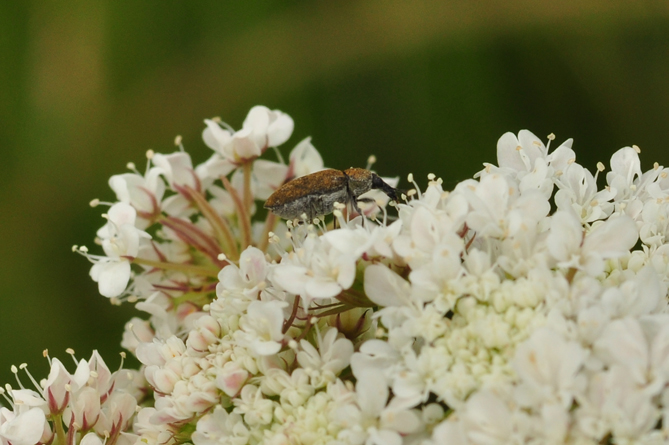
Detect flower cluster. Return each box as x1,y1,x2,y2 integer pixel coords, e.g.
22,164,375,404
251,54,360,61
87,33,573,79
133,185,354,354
5,105,669,445
0,350,143,445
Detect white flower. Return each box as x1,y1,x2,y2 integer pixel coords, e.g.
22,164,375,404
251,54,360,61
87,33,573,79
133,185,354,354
192,406,250,445
237,300,287,356
458,390,528,445
217,246,269,300
333,371,422,445
296,327,353,387
0,407,48,445
512,327,586,408
575,365,658,441
216,362,249,398
270,234,357,302
554,162,614,223
232,385,274,426
547,211,638,276
152,151,198,189
108,166,166,227
288,137,323,178
491,130,575,198
202,106,294,163
463,173,550,239
607,146,642,201
89,202,151,297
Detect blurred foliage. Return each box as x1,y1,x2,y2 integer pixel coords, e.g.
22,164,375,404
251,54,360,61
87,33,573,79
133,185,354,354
1,0,668,385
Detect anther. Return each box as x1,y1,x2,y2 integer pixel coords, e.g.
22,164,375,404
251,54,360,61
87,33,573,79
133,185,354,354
174,135,183,146
218,253,227,261
597,162,605,172
146,149,155,159
633,145,641,153
89,199,100,207
547,133,555,141
126,162,136,170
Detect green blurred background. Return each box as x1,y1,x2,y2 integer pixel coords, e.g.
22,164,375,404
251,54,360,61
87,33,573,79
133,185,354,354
1,0,668,385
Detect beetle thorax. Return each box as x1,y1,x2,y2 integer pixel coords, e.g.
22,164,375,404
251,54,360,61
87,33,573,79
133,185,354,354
343,168,374,197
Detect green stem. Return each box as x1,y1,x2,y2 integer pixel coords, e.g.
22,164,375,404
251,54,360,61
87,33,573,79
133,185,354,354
52,414,67,445
258,211,277,253
184,185,239,261
243,161,253,216
132,257,220,278
222,176,253,250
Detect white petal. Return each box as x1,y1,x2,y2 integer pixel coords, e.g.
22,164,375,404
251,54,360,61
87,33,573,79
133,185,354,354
202,119,232,151
583,215,638,258
92,260,131,298
305,278,342,299
547,211,582,263
0,408,46,445
496,132,525,171
364,264,410,307
267,111,294,147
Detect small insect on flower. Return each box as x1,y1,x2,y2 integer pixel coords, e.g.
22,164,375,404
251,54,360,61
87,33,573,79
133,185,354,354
264,168,399,221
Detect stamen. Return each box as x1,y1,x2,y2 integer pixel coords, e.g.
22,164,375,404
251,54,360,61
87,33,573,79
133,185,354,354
11,365,25,390
366,155,377,170
66,348,78,366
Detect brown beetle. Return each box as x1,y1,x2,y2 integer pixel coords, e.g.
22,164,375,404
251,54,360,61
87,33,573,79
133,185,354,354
264,168,398,221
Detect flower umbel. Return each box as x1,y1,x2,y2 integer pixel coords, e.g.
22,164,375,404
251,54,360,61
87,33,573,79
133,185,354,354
6,108,669,445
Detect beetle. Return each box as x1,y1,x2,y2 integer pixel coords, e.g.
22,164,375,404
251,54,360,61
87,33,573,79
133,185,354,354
264,168,398,221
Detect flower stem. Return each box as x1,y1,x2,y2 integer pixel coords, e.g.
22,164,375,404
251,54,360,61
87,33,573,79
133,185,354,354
52,414,66,445
258,211,277,253
222,176,253,250
132,257,220,278
184,185,239,261
243,160,253,215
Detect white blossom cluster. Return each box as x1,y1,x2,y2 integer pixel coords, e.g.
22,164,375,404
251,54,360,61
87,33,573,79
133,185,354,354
4,105,669,445
0,350,143,445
